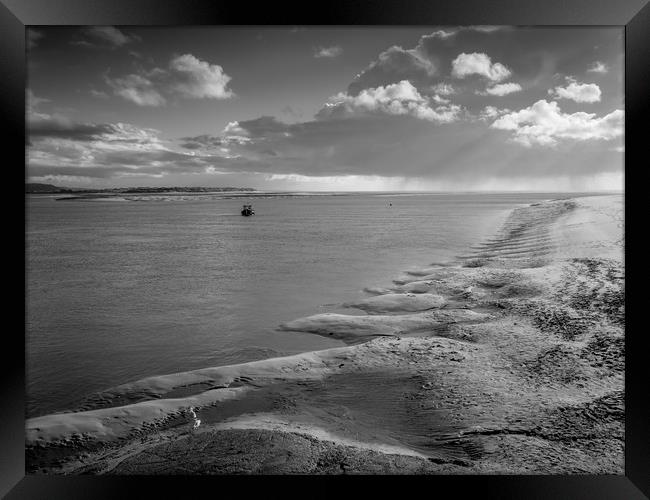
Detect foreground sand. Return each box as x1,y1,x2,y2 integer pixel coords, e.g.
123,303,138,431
26,194,624,474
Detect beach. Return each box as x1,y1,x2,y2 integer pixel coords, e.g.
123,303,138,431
25,194,624,474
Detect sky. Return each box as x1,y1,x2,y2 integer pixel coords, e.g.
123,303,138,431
26,26,624,191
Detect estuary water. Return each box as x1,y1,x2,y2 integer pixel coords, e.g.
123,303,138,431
26,192,577,417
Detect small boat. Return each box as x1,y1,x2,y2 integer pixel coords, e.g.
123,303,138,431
241,204,255,216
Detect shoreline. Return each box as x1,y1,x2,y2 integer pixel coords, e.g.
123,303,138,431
26,194,624,474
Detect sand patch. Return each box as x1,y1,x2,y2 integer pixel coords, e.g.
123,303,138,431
343,293,447,313
278,310,493,343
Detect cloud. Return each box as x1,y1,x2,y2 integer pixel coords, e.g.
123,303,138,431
30,27,623,188
28,111,118,141
27,110,227,181
226,116,291,138
168,54,234,99
348,45,437,95
490,99,623,146
179,102,622,185
432,94,450,104
429,29,456,39
480,82,522,96
347,27,512,95
416,26,505,40
99,122,166,145
318,80,462,123
548,78,601,103
75,26,140,49
90,89,110,99
105,73,167,106
451,52,512,82
469,26,504,33
27,29,44,49
587,61,609,74
478,105,511,121
26,90,50,110
104,54,234,105
181,118,291,152
179,134,226,150
28,112,156,151
280,104,304,121
314,46,343,58
430,82,456,95
168,104,466,180
181,120,288,152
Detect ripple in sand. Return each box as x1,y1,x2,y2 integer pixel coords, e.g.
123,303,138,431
343,293,446,314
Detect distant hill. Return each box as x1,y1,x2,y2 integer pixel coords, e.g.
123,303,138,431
26,183,65,193
26,184,257,194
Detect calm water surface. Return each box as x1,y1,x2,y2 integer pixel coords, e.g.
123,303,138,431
26,192,575,417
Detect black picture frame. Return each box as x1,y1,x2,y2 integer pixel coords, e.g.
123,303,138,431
5,0,648,497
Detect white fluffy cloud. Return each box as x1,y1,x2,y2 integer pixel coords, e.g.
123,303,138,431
549,79,601,103
168,54,234,99
451,52,511,82
319,80,461,123
105,74,167,106
314,46,343,58
431,82,456,95
478,105,511,121
587,61,609,74
432,94,450,104
480,82,522,96
490,99,623,146
221,121,253,144
429,29,456,39
104,54,234,105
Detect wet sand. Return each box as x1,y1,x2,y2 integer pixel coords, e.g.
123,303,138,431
26,194,624,475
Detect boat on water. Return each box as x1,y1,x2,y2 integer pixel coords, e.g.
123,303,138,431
241,204,255,216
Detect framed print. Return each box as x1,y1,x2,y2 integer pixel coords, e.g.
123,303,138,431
4,0,649,497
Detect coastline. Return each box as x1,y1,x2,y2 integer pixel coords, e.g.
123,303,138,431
26,194,624,474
